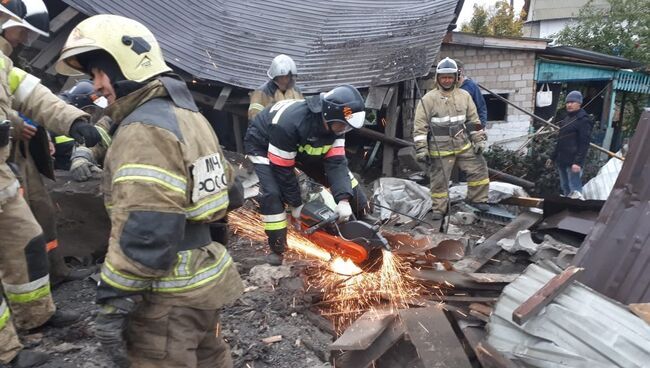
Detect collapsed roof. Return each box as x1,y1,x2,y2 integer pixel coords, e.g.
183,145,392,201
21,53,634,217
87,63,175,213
62,0,462,93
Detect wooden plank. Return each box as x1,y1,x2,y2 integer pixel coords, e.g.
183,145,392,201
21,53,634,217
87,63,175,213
469,303,493,317
330,309,396,350
411,270,510,291
462,327,519,368
399,306,472,368
365,86,390,110
469,310,490,323
232,115,244,153
49,7,79,33
213,86,232,110
629,304,650,325
468,273,519,284
430,295,499,304
454,211,542,273
382,87,399,177
512,266,582,325
332,317,405,368
499,196,544,208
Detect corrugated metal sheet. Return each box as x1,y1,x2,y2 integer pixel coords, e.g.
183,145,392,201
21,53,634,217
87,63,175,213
487,263,650,368
582,152,623,200
61,0,460,93
573,110,650,304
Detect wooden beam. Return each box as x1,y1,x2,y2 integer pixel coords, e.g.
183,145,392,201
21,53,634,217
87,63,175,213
454,211,541,273
512,266,582,325
332,317,405,368
49,7,79,33
382,86,399,177
330,309,396,350
499,196,543,208
365,86,390,110
399,306,472,368
232,115,244,153
355,127,414,147
213,86,232,110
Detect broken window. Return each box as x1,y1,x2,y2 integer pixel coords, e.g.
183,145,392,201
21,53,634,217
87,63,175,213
485,93,508,121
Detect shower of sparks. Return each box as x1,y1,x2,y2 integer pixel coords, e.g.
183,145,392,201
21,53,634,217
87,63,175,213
229,207,423,332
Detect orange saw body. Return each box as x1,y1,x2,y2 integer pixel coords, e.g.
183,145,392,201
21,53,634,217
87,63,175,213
298,201,389,271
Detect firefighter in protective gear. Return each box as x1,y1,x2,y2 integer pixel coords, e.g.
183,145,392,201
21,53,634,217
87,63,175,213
0,1,99,366
248,54,303,120
54,79,106,170
244,84,369,266
413,57,490,219
5,0,96,287
56,14,244,368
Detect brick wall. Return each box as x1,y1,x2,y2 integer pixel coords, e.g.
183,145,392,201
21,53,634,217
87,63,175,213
439,44,536,150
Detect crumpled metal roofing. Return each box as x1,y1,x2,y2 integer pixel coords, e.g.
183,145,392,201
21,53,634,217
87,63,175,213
487,263,650,368
573,110,650,304
61,0,460,93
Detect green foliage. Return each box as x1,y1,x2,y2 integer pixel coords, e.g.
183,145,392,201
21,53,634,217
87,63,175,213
555,0,650,132
460,0,525,37
555,0,649,65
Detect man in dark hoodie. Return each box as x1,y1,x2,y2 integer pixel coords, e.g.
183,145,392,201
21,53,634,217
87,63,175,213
547,90,593,199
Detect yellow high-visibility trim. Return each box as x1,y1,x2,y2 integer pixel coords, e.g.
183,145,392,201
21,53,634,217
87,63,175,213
431,192,449,198
298,144,332,156
54,135,75,144
249,103,265,112
429,143,472,157
0,302,10,330
186,191,229,221
117,164,186,183
264,220,287,231
5,284,51,304
468,178,490,187
8,68,27,94
351,178,359,188
114,163,187,195
96,126,112,147
153,256,232,293
114,176,186,194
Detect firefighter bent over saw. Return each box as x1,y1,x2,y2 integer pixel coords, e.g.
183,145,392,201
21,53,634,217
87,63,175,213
56,14,243,368
413,57,490,221
244,85,370,266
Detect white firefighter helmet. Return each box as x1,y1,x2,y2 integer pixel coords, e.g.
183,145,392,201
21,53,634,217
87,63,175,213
3,0,50,45
56,14,171,82
436,57,458,75
267,54,297,79
0,0,24,25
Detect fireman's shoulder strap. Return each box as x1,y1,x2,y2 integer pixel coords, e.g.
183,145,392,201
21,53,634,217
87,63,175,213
120,98,184,142
159,75,199,112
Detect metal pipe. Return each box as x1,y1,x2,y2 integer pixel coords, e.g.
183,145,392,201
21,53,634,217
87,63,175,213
478,83,625,161
488,168,535,189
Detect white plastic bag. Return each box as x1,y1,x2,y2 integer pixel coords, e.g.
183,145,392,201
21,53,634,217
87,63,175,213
536,83,553,107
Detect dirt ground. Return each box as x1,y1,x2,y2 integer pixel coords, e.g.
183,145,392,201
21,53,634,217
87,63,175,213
12,233,333,368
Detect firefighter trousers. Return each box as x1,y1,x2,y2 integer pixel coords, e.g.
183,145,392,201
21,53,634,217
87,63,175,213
428,148,489,213
0,193,55,330
13,143,70,282
253,163,368,254
127,301,232,368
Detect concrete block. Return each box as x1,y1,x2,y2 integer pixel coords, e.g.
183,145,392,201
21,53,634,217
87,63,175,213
499,60,512,68
497,74,510,82
488,62,499,68
522,73,534,80
509,73,522,81
514,80,527,88
512,60,525,67
465,48,477,56
475,62,487,69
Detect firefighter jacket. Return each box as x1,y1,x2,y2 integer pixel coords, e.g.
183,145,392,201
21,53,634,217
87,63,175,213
0,37,88,205
244,97,353,207
97,75,243,309
248,80,303,120
413,86,481,158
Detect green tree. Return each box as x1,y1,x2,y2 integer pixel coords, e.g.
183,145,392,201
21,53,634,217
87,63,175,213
555,0,650,133
460,0,525,37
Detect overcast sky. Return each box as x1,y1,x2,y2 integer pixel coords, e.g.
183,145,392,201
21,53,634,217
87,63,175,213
457,0,526,26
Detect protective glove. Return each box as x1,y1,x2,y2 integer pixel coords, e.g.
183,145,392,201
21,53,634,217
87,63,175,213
289,204,304,231
469,130,488,155
70,146,101,182
95,297,138,368
334,200,352,222
415,150,428,164
69,119,101,147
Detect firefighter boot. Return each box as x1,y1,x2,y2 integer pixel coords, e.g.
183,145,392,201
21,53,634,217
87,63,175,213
44,309,80,328
8,350,49,368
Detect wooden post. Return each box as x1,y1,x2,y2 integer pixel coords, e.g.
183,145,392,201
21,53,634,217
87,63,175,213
600,81,616,151
382,86,399,177
401,79,416,140
232,115,244,153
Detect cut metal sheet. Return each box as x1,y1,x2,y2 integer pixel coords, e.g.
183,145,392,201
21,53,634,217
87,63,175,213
574,110,650,304
486,263,650,368
62,0,461,93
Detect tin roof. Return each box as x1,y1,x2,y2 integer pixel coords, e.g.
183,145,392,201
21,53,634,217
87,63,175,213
573,109,650,304
61,0,461,93
487,264,650,367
